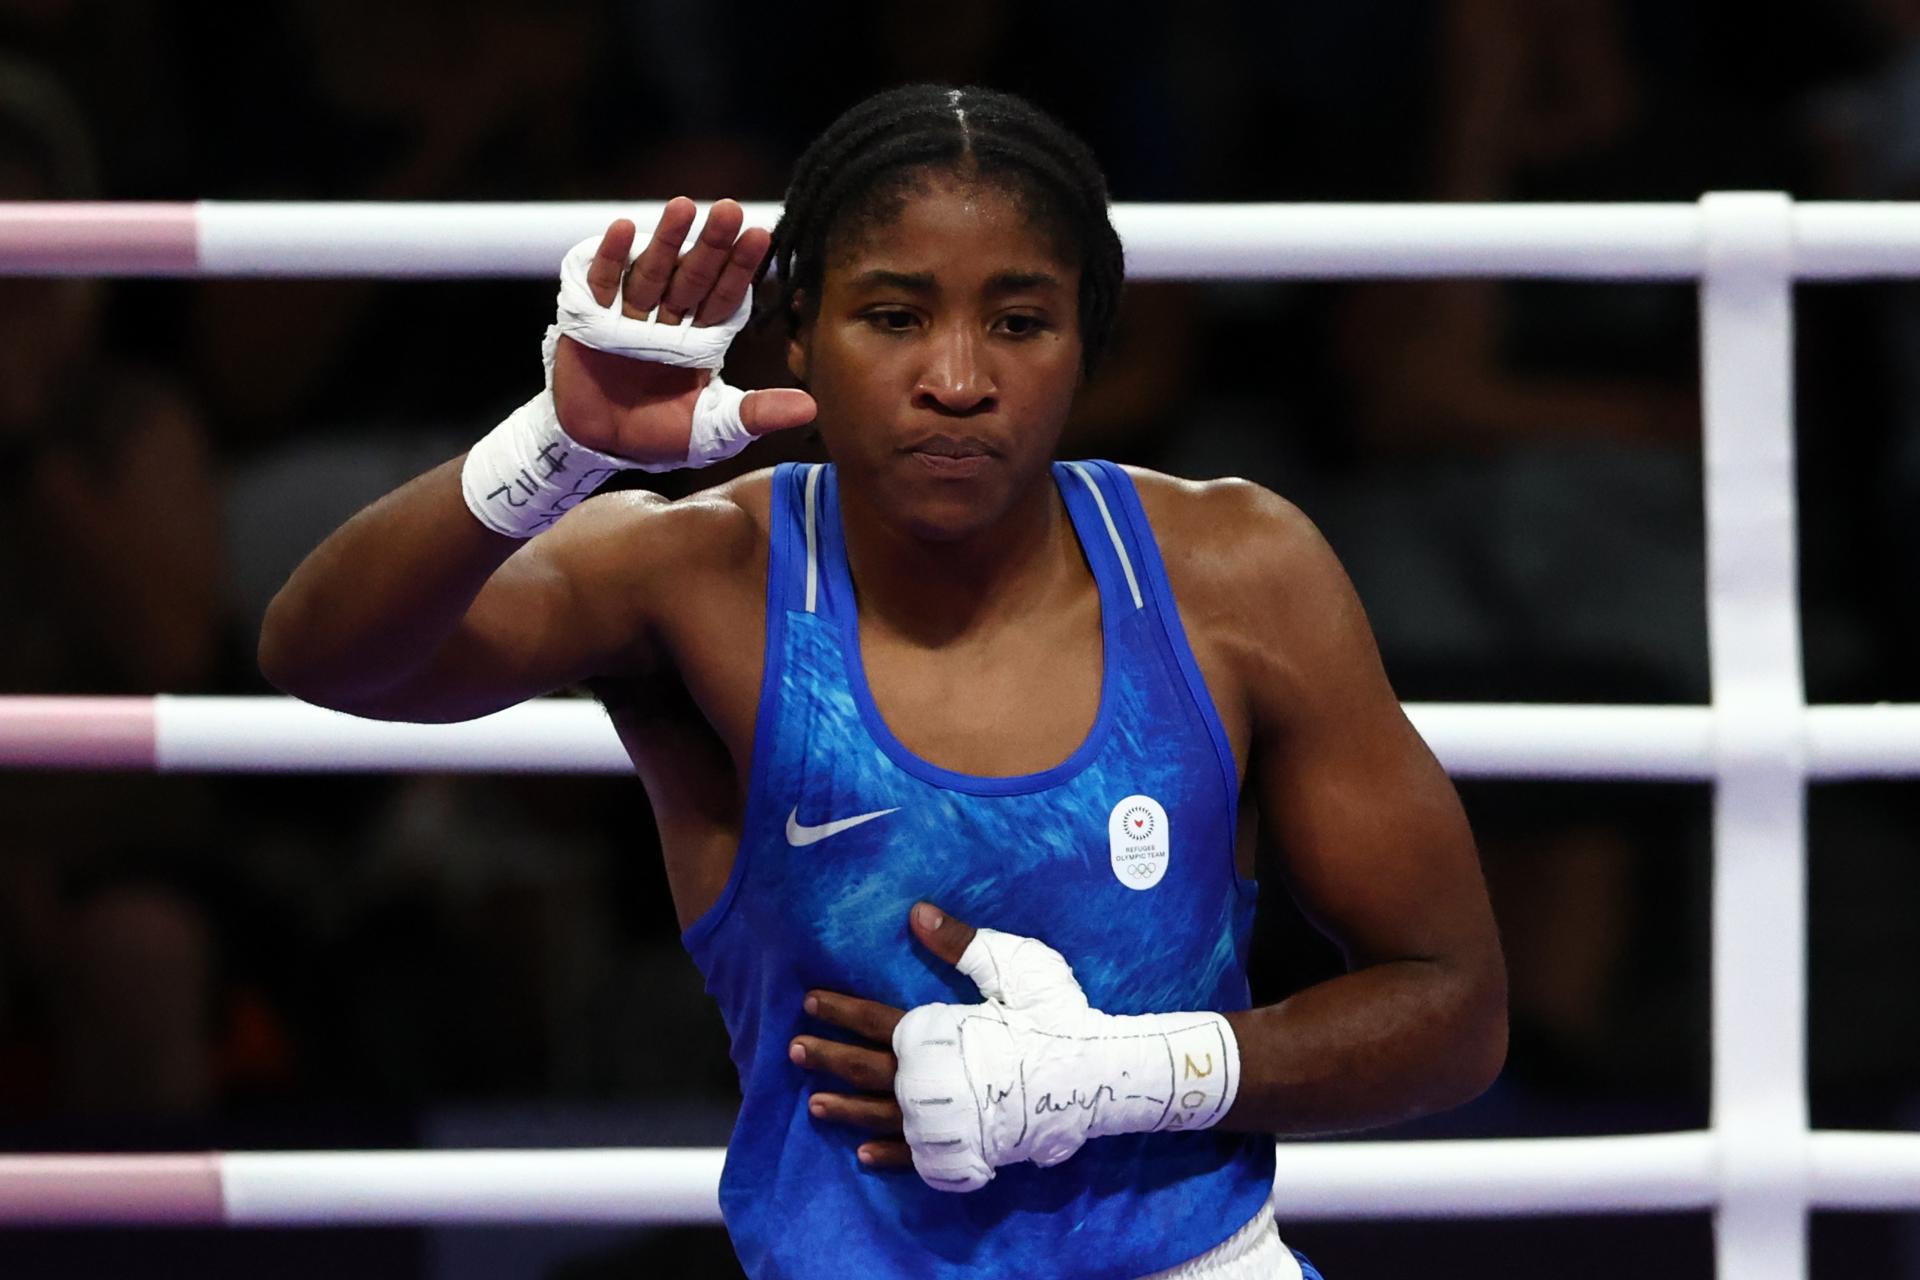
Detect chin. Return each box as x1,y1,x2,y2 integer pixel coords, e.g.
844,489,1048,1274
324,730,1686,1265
892,487,1005,543
831,437,1053,541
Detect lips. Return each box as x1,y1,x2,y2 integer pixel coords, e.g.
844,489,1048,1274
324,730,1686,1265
905,434,994,459
903,433,998,479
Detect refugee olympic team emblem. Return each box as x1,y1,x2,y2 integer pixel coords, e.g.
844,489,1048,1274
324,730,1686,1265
1107,794,1170,891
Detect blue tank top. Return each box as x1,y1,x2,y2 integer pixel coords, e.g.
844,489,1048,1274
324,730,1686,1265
682,460,1274,1279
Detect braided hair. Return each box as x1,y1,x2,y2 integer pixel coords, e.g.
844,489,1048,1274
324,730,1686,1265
761,84,1125,376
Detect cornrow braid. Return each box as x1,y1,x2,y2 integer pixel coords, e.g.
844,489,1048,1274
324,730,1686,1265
759,84,1126,376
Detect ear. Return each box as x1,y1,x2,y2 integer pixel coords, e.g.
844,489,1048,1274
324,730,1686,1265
786,288,812,385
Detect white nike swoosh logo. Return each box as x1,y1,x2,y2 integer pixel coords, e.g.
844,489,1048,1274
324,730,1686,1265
785,806,899,847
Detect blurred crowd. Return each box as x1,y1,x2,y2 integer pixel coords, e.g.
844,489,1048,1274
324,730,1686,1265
4,0,1920,1275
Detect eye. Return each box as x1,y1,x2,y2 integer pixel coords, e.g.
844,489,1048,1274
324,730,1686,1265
864,308,919,333
994,312,1051,338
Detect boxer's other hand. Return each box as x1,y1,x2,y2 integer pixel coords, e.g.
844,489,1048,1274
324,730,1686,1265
792,904,979,1171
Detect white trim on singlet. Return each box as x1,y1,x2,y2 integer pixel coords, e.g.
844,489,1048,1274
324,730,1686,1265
1064,461,1144,610
802,464,823,613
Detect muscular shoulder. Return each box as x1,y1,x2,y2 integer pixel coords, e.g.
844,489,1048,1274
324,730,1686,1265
1124,466,1369,703
535,467,775,591
496,469,775,683
1125,467,1339,609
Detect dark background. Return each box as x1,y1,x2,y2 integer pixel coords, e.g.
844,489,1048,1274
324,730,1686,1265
2,0,1918,1275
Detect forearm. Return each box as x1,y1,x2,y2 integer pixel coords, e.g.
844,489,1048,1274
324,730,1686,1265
258,454,517,706
1219,957,1508,1137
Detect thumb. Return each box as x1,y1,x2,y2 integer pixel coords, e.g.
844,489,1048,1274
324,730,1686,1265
910,902,977,970
738,387,817,436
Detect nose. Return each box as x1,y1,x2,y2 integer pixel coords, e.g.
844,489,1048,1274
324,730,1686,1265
912,325,997,415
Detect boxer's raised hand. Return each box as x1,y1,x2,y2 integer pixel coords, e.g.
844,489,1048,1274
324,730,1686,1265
551,197,816,466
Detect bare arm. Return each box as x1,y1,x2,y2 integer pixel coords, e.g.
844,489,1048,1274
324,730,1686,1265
257,199,812,720
1210,482,1508,1135
258,470,667,720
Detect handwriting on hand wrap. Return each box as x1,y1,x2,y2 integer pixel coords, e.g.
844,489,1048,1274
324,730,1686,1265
1033,1082,1119,1117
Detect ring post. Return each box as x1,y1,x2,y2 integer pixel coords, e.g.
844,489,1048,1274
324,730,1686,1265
1699,192,1811,1280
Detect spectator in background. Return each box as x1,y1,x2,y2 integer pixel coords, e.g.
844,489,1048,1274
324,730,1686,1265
201,1,742,1112
1321,0,1708,1093
1796,0,1920,1152
0,55,248,1118
178,0,621,453
1803,0,1920,693
1330,0,1704,703
0,0,193,200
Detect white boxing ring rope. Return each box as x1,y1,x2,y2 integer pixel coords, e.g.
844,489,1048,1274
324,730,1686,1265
3,195,1919,1276
4,696,1920,779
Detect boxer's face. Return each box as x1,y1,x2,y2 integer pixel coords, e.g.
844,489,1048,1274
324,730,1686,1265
789,170,1084,542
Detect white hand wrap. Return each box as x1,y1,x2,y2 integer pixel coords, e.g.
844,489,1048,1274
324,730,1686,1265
891,928,1241,1194
552,233,751,370
460,383,646,539
460,232,759,538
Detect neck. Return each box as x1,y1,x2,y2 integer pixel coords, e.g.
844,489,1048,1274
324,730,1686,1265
837,467,1077,645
